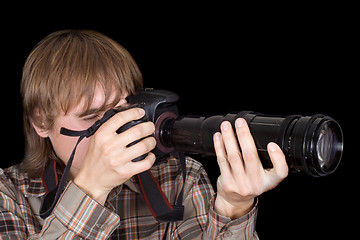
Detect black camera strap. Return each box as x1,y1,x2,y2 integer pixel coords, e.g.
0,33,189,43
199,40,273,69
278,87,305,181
40,114,185,222
136,152,186,222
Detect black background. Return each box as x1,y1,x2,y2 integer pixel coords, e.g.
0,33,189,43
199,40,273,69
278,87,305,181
1,5,356,239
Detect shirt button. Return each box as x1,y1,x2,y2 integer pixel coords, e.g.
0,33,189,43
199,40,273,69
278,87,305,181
96,223,108,231
223,230,233,238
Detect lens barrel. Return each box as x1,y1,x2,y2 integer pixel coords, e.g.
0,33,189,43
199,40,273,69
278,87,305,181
159,112,343,177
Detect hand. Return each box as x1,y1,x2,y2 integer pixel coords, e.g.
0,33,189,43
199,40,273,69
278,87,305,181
213,118,288,219
74,108,156,204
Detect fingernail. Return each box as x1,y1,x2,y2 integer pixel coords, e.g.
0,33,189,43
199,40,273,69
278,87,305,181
138,108,145,116
235,118,245,128
213,132,221,141
268,142,277,152
221,121,230,131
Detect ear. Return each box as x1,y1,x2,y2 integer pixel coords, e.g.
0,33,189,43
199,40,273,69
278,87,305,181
31,121,49,138
31,109,50,138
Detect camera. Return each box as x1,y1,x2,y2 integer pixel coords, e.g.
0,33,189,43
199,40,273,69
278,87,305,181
45,88,343,221
107,88,343,177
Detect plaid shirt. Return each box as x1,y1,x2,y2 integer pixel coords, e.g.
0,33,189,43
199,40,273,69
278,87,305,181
0,157,258,239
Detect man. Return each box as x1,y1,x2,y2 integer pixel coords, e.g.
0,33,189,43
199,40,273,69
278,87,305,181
0,29,288,239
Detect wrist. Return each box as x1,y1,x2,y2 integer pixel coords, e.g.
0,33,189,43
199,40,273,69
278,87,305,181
73,174,111,205
214,195,255,220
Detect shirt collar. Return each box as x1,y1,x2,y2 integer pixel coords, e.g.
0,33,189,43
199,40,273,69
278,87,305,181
123,176,141,193
24,178,46,198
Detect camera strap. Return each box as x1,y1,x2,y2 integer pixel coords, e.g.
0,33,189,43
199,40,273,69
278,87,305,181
136,152,185,222
40,116,185,222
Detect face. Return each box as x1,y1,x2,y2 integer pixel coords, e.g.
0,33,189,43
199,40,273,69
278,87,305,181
35,86,127,179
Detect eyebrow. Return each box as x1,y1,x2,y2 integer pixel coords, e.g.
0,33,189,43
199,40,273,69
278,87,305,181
76,108,103,118
76,102,125,118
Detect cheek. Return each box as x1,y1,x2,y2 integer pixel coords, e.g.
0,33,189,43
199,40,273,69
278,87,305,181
71,137,91,169
50,133,91,169
48,118,92,168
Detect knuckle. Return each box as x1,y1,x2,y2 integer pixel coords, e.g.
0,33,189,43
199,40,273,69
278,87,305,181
135,140,148,151
236,126,249,138
114,108,139,123
142,137,157,151
217,156,228,166
107,157,119,169
129,125,143,137
116,167,132,179
130,122,155,138
148,152,156,161
218,178,237,194
113,112,127,123
143,158,154,169
240,182,261,197
149,137,157,148
99,142,113,156
91,133,107,150
242,151,258,161
223,184,236,194
141,122,155,135
148,122,156,132
227,152,241,162
240,187,253,197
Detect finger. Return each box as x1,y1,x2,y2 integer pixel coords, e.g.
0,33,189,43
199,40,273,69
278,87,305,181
235,118,262,170
124,152,156,176
213,132,231,176
220,121,243,167
99,108,145,135
126,136,157,161
266,142,289,181
117,121,155,145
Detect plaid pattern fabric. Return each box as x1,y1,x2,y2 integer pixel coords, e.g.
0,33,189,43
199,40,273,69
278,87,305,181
0,157,258,239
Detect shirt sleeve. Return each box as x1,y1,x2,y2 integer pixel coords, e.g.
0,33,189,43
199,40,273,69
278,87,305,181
174,161,259,240
39,181,120,239
205,196,259,240
0,179,120,240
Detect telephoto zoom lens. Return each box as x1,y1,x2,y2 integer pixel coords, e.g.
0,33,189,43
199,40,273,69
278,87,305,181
275,114,343,177
160,112,343,177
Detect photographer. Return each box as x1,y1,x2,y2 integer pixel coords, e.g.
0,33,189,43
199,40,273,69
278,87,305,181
0,30,288,239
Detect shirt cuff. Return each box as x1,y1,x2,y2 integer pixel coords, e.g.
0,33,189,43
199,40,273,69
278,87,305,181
53,181,120,239
206,196,258,239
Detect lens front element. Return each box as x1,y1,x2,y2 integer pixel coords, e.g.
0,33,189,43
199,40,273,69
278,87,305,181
316,121,343,174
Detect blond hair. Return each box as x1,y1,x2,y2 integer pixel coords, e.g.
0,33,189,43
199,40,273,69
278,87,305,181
21,30,143,178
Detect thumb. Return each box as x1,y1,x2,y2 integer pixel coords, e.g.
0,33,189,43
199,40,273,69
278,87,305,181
266,142,289,180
